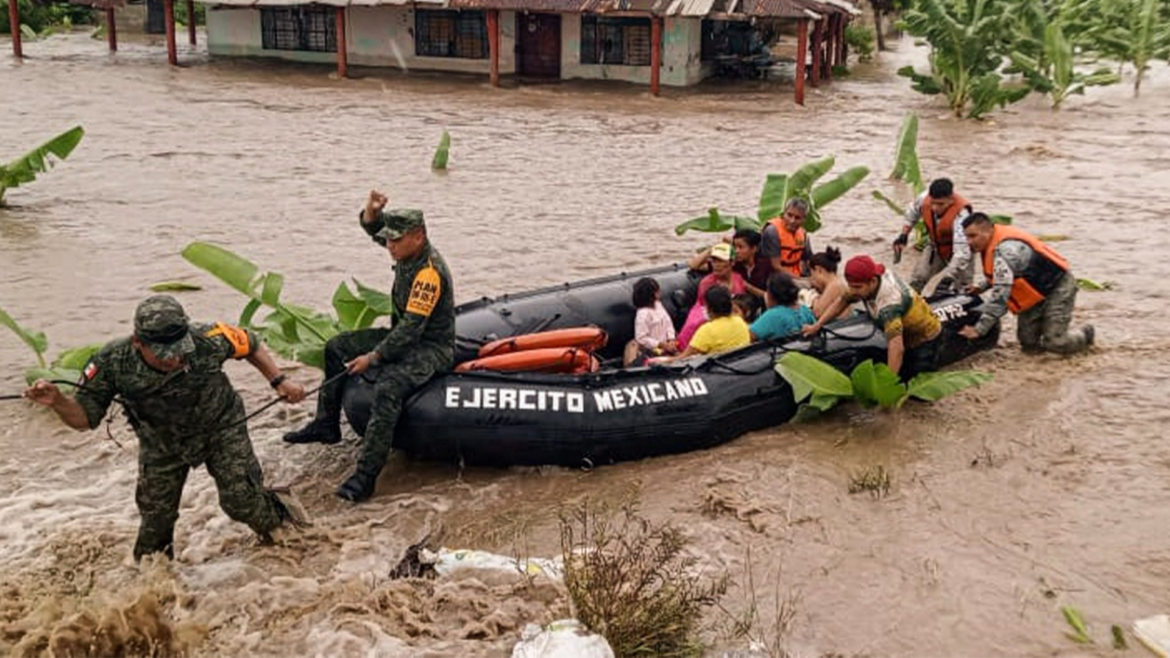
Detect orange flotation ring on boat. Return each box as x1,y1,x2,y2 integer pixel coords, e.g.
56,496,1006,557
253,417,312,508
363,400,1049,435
477,327,608,358
456,347,600,374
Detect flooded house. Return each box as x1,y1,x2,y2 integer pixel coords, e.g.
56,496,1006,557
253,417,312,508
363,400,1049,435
197,0,857,100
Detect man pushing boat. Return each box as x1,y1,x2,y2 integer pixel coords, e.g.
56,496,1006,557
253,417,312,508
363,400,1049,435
283,190,456,503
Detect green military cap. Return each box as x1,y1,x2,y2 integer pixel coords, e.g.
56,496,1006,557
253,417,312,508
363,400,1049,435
134,295,196,360
375,208,426,241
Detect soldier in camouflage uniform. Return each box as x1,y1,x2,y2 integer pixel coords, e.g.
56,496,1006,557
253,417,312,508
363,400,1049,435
284,190,456,503
24,295,307,561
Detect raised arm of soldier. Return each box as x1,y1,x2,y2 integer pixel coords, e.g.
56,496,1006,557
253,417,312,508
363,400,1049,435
359,190,390,242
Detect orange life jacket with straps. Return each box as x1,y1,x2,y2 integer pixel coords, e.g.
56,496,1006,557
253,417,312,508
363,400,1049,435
981,225,1070,314
767,218,807,276
922,193,971,262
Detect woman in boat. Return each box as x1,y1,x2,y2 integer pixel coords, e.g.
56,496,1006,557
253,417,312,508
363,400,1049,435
808,246,851,321
750,272,816,342
678,243,746,349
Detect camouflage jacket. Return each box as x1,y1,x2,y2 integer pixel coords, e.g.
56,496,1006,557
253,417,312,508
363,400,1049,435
75,323,259,465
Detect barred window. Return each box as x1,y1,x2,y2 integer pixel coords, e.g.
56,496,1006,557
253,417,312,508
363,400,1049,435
261,7,336,53
581,15,651,66
415,10,488,59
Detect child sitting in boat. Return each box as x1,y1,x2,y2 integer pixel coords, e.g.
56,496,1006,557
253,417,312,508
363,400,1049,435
654,286,750,363
623,277,680,367
750,271,816,342
733,293,761,322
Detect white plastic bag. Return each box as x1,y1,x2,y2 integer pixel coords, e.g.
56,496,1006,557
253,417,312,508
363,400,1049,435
424,547,563,580
511,619,614,658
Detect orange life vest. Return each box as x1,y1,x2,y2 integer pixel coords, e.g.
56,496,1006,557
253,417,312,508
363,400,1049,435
922,193,970,262
768,218,807,276
981,225,1070,314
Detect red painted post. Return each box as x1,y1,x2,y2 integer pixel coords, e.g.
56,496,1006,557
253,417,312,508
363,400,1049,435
839,18,847,67
650,16,662,96
335,6,347,78
487,9,499,86
8,0,22,59
186,0,195,45
164,0,177,64
810,19,821,86
823,16,833,81
106,6,117,51
794,19,807,105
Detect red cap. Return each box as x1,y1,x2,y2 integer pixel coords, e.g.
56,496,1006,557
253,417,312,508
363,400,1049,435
844,255,885,284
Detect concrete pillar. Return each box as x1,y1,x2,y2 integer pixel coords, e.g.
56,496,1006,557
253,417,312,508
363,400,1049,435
106,6,117,51
795,19,807,105
650,16,662,96
164,0,177,65
335,6,347,78
487,9,499,87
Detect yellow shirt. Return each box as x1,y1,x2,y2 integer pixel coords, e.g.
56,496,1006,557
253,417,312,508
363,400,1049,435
689,316,751,355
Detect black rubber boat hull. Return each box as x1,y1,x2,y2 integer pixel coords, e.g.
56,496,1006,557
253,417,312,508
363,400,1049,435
341,264,998,467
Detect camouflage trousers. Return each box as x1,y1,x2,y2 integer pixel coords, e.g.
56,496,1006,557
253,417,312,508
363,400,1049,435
1017,272,1090,355
317,328,451,473
910,243,972,293
134,425,283,560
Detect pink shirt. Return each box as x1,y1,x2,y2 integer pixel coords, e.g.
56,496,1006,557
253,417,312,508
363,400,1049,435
696,272,747,306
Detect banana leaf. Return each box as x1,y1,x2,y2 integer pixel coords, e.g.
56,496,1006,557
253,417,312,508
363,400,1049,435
1062,606,1093,644
784,156,836,203
757,174,789,222
811,166,870,208
53,344,102,370
990,214,1013,225
897,65,944,95
1076,277,1114,291
774,352,853,403
674,208,758,235
20,24,37,41
872,189,906,216
905,370,992,402
149,281,203,292
888,113,923,191
0,305,49,367
432,130,451,171
803,208,823,234
182,242,333,344
0,125,85,205
850,359,907,409
333,279,394,331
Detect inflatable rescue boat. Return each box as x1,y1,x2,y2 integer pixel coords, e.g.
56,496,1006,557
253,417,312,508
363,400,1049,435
341,264,998,467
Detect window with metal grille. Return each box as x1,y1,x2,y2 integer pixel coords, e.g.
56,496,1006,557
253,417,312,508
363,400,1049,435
260,7,336,53
580,15,651,66
415,9,488,59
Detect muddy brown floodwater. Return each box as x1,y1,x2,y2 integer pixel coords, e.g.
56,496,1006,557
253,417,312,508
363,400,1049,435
3,30,1170,657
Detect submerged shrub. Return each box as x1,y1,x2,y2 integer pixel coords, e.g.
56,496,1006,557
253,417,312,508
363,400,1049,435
559,502,728,657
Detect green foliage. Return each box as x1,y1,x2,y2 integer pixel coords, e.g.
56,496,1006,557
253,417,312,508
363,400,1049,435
675,156,868,236
1082,0,1170,95
845,22,876,62
173,0,205,27
0,126,85,206
149,281,203,292
1076,277,1115,291
181,242,394,369
775,353,992,413
1009,19,1120,108
897,0,1031,118
889,112,924,193
1062,606,1094,644
559,502,728,657
1,0,94,34
432,130,450,171
1,303,102,384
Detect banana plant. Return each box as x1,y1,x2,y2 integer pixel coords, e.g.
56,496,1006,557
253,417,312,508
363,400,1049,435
1084,0,1170,96
1006,1,1121,108
0,304,102,385
674,156,869,235
897,0,1031,118
774,352,993,413
182,242,394,369
0,126,85,206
